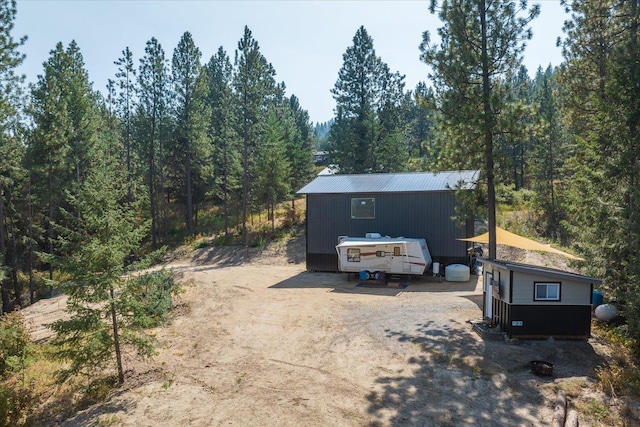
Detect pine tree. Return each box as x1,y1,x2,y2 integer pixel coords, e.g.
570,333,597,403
170,32,211,236
136,37,172,248
233,26,276,244
254,109,291,233
420,0,539,258
114,47,136,202
331,26,381,173
286,94,314,202
560,0,640,344
375,63,409,172
407,82,434,160
331,26,409,173
530,65,566,239
47,151,155,385
0,0,26,312
206,47,241,239
28,41,101,280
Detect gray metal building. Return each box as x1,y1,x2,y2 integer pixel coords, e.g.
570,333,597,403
296,170,480,272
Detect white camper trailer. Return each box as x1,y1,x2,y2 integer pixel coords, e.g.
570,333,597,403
336,234,432,276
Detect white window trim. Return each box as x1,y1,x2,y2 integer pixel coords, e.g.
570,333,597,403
534,282,561,301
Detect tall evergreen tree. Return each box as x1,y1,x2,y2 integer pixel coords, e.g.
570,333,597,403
254,108,291,233
407,81,434,160
47,151,155,385
374,63,410,172
206,47,241,239
0,0,26,312
114,47,136,202
420,0,539,258
29,41,100,280
560,0,640,344
331,26,382,173
284,94,313,206
331,26,409,173
171,32,211,236
233,26,275,244
530,65,566,239
136,37,172,248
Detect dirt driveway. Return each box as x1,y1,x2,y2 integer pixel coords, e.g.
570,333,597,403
26,244,613,426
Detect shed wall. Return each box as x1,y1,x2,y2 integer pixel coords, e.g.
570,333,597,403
305,191,470,271
511,272,591,305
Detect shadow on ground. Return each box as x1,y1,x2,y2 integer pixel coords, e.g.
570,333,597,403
365,319,605,426
270,271,480,296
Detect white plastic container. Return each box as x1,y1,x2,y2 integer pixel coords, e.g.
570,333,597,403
445,264,470,282
432,262,440,275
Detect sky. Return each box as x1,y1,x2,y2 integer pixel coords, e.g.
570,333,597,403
13,0,567,124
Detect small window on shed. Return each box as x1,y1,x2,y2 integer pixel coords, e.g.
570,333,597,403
347,248,361,262
351,198,375,219
534,282,560,301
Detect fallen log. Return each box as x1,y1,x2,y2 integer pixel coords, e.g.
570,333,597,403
565,409,579,427
551,390,567,427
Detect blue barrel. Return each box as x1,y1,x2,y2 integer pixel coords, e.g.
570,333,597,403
359,270,370,281
592,290,604,306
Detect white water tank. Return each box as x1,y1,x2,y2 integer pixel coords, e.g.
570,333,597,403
445,264,470,282
432,262,440,275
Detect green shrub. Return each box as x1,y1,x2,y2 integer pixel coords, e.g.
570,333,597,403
0,312,31,379
126,270,181,328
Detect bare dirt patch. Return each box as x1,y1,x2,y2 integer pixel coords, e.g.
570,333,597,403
24,235,630,426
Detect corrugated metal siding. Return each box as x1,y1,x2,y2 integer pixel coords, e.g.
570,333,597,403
507,305,591,339
305,191,468,269
297,170,479,194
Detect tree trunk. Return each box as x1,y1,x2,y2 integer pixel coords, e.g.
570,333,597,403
8,202,22,308
185,138,194,236
150,118,157,249
0,190,5,258
48,169,55,282
28,170,35,304
480,0,497,259
110,287,124,384
223,146,229,239
242,132,249,245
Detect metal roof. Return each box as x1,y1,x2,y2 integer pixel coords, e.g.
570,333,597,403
482,259,602,284
296,170,480,194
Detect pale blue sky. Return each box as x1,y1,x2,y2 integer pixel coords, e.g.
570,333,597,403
14,0,566,124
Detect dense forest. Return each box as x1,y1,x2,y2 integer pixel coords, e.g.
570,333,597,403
2,0,640,418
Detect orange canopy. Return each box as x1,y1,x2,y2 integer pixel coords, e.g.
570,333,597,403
458,226,584,261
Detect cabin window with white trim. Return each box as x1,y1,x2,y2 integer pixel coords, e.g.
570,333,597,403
351,198,375,219
347,248,361,262
534,282,560,301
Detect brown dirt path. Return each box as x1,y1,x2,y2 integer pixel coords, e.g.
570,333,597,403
26,240,625,426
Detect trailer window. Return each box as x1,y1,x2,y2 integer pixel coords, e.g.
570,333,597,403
534,282,560,301
393,247,400,256
376,251,386,257
347,248,361,262
351,198,375,219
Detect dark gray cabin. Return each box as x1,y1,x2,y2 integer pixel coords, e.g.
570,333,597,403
296,170,480,272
